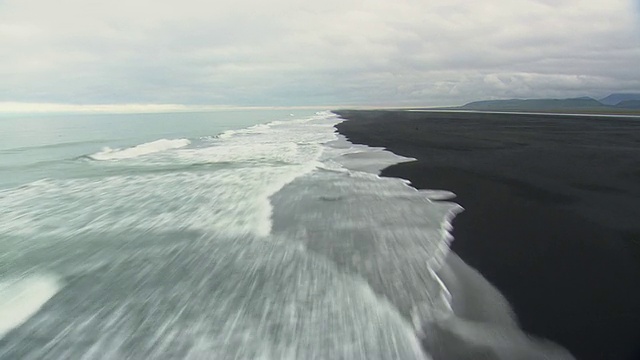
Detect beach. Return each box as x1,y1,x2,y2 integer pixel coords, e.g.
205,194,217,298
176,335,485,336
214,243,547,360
3,110,497,359
335,110,640,360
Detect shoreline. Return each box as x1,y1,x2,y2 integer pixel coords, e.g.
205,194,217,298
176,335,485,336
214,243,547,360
334,110,640,360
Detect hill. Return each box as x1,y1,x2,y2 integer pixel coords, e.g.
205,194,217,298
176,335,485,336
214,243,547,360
450,94,640,114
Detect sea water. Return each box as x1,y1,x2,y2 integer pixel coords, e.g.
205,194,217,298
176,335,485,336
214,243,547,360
0,110,572,359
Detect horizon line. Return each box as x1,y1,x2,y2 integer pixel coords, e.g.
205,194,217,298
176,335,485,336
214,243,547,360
0,102,456,115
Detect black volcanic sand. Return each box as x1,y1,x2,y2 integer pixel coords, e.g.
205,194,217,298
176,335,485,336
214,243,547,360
335,110,640,360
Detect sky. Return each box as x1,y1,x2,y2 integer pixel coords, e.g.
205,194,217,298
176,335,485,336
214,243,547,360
0,0,639,110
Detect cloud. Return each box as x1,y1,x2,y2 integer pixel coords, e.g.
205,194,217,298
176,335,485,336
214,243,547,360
0,0,638,107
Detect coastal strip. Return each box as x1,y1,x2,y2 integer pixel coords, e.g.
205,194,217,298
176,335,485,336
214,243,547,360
334,110,640,360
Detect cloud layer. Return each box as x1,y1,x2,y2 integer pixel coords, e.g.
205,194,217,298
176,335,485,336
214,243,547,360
1,0,638,107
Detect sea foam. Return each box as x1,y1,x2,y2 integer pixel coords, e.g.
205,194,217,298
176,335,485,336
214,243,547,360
0,113,338,240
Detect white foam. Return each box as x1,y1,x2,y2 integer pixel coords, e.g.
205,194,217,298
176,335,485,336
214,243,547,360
0,274,61,338
88,138,191,160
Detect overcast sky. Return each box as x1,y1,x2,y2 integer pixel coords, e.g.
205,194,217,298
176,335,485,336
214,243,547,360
1,0,639,108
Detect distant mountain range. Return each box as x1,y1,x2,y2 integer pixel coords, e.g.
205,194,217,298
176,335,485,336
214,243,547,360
455,93,640,113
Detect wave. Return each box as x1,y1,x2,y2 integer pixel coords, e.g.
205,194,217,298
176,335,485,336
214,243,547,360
0,113,341,240
88,138,191,161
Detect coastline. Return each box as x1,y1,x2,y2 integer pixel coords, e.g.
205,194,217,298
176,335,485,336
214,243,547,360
334,110,640,360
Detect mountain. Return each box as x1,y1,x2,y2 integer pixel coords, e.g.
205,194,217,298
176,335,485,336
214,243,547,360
599,93,640,106
450,94,640,114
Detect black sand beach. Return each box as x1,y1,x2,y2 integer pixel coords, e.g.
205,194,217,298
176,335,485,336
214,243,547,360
335,110,640,360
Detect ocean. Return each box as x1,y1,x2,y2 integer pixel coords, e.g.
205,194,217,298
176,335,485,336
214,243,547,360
0,110,570,359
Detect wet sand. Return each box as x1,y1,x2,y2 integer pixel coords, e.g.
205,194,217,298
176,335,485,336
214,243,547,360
335,110,640,360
